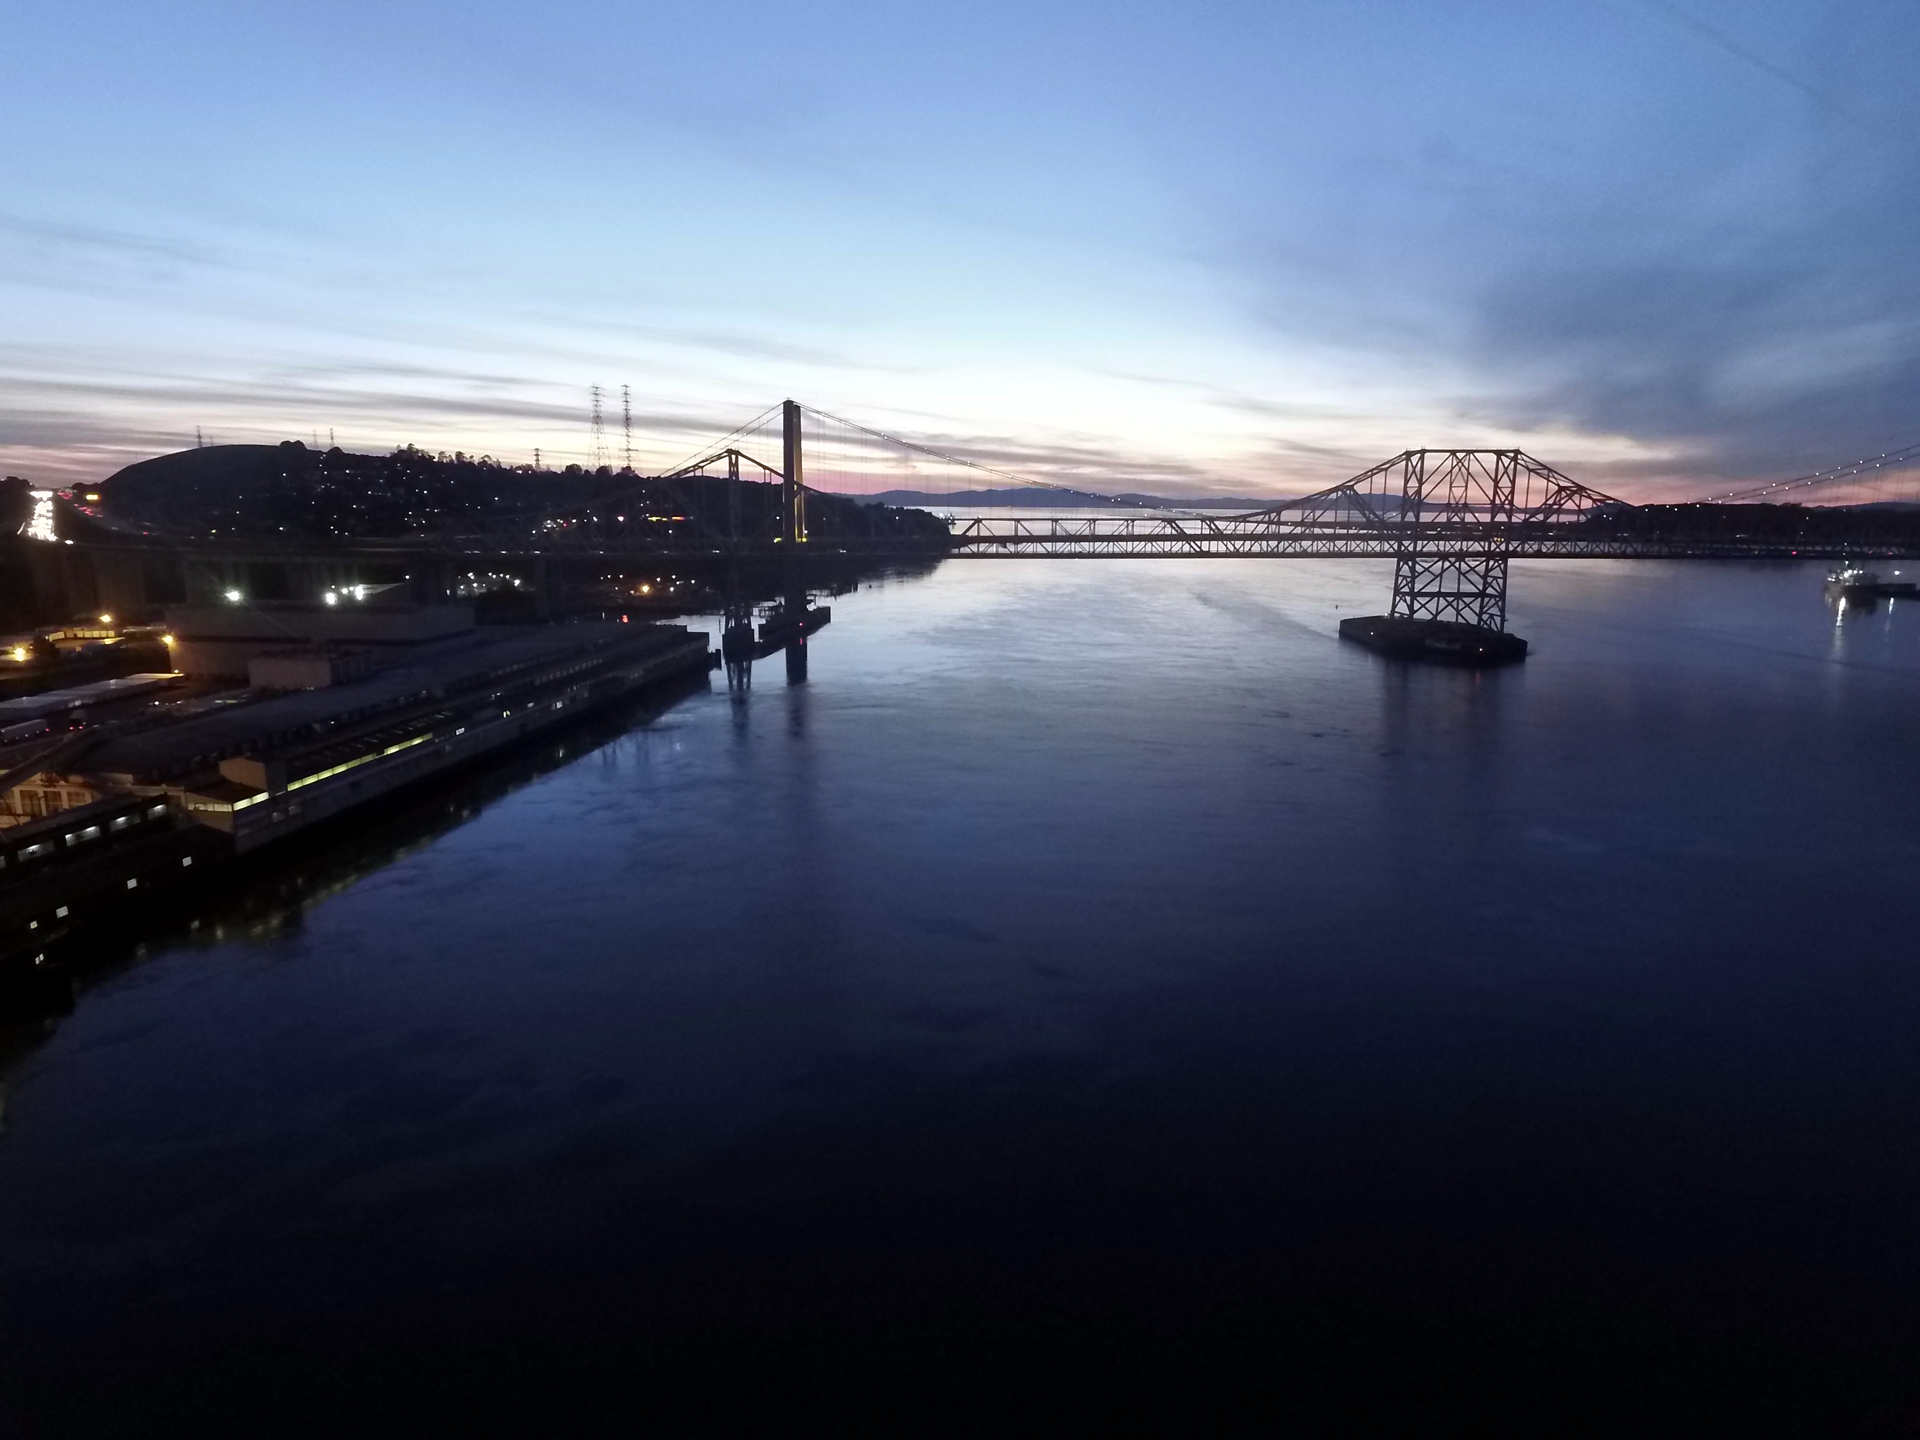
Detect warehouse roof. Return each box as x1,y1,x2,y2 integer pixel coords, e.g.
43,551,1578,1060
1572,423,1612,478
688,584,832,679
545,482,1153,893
84,623,696,781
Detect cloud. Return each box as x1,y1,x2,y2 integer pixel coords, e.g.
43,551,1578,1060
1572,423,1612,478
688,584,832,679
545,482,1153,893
0,212,235,271
0,355,765,488
812,424,1278,497
1464,208,1920,493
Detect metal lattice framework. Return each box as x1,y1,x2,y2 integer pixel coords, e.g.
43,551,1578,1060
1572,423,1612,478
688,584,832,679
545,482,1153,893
949,451,1623,629
1372,449,1616,629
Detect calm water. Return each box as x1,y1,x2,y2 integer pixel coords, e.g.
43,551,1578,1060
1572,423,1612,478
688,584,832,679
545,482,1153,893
3,558,1919,1433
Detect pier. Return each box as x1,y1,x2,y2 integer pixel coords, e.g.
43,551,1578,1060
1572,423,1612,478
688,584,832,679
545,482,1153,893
0,618,714,984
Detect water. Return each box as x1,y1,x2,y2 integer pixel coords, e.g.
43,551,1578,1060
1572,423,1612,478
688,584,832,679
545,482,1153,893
3,559,1918,1433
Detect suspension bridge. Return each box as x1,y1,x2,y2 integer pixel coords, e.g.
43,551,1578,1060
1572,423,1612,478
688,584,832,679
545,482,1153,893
28,399,1920,638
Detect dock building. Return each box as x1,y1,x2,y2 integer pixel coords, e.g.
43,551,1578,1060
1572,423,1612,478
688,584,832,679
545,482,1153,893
0,618,714,983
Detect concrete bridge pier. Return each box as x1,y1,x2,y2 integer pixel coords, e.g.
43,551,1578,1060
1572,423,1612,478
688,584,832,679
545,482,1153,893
87,552,147,621
532,554,554,621
24,545,93,622
406,559,457,605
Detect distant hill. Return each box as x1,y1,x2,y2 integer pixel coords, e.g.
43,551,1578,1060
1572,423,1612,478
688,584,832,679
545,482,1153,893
98,441,627,537
95,441,943,545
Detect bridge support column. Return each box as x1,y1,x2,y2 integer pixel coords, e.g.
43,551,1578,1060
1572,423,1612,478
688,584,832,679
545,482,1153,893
1390,550,1509,630
532,555,553,621
1387,450,1515,632
782,399,806,547
1337,449,1531,664
89,551,147,621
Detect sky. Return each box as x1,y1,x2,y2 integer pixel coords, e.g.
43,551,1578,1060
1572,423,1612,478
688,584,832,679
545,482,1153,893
2,0,1915,500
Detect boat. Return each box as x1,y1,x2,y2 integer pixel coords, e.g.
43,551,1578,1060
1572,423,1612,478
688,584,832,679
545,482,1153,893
1825,566,1919,602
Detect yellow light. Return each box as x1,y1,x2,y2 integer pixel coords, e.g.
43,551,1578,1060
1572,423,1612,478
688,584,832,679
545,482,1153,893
161,634,175,646
9,646,26,663
83,493,101,503
639,583,651,595
98,613,112,624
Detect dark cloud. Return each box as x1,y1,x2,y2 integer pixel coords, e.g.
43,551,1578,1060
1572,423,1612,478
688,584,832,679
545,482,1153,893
1467,211,1920,494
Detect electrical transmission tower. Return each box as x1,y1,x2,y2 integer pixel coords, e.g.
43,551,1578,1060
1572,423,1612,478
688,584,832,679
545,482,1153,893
622,384,633,473
589,385,608,470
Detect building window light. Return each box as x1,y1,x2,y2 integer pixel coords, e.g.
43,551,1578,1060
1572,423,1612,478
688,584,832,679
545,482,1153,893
54,905,68,918
126,878,138,890
181,855,193,867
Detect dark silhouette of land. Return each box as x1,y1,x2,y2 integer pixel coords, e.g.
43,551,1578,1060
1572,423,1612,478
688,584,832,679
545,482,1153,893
91,442,945,546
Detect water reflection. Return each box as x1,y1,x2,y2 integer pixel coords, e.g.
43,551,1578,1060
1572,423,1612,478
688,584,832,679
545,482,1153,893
0,673,712,1060
4,557,1920,1432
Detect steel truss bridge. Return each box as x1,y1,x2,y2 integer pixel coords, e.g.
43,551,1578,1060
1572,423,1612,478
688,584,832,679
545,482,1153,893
45,400,1920,633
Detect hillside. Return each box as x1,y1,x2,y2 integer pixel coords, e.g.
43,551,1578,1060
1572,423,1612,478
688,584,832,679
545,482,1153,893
96,442,947,545
99,442,627,538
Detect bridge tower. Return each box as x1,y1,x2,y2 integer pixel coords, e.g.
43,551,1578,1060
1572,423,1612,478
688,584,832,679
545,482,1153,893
1388,450,1516,631
781,400,807,546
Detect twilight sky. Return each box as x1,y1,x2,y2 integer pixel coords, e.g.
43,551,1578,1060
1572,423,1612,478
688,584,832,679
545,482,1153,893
3,0,1915,498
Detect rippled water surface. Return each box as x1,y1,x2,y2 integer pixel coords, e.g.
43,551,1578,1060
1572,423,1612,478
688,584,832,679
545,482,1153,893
4,558,1919,1433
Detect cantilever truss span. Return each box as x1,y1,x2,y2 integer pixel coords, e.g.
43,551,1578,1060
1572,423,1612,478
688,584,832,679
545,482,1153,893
950,450,1624,631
